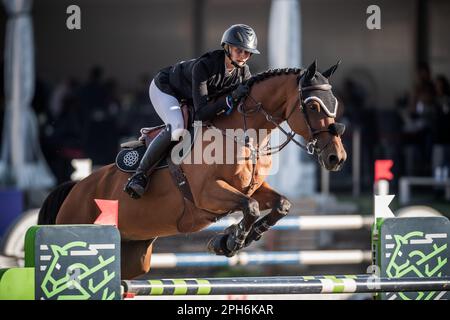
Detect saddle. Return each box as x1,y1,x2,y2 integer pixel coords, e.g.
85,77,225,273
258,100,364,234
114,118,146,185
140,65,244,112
116,103,193,172
115,102,196,202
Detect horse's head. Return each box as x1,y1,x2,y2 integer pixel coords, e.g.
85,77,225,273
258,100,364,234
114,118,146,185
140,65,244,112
217,62,346,171
287,60,347,171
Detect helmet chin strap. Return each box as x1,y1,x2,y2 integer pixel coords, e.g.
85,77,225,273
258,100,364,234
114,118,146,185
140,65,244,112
224,47,245,69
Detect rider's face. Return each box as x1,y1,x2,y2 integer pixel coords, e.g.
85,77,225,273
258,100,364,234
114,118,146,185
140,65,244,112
229,46,251,66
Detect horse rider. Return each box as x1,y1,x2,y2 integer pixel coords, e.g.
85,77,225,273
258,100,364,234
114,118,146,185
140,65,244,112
124,24,260,199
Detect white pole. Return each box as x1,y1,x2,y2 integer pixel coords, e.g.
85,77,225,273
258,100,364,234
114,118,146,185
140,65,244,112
352,127,361,197
267,0,316,197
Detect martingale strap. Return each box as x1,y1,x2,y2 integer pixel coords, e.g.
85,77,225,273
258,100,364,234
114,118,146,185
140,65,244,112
167,156,194,203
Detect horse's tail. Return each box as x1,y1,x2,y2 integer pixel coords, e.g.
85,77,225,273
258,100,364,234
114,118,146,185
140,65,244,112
37,181,77,225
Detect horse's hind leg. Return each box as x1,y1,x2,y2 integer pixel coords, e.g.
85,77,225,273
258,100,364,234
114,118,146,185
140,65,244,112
244,181,291,248
197,179,261,257
120,239,155,280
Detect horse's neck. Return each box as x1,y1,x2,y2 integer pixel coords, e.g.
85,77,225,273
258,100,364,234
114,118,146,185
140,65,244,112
213,74,297,145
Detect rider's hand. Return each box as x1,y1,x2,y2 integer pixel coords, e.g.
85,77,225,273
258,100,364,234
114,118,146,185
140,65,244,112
231,84,249,102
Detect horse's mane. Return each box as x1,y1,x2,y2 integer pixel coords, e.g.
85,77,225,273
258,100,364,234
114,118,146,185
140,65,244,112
210,68,305,100
245,67,304,88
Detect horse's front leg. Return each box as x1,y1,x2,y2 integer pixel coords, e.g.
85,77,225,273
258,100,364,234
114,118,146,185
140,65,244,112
244,181,291,248
195,179,260,257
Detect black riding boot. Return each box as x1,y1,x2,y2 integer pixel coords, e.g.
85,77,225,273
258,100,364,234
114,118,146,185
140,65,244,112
124,125,172,199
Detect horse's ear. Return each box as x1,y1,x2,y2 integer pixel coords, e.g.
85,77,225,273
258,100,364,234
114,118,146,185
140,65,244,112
305,59,317,81
322,60,341,79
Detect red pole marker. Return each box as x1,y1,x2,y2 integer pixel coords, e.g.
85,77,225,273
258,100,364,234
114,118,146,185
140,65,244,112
94,199,119,226
375,160,394,182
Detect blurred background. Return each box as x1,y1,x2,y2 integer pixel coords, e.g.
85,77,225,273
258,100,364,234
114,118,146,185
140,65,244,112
0,0,449,295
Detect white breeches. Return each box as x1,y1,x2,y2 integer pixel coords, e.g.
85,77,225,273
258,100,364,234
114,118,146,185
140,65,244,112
149,79,185,141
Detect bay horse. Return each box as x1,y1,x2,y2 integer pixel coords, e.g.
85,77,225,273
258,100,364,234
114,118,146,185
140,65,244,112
38,60,347,279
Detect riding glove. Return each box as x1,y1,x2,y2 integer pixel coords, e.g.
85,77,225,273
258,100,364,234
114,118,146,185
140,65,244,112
231,84,249,102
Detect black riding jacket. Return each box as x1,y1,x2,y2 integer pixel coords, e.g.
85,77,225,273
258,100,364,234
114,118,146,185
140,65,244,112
154,50,251,118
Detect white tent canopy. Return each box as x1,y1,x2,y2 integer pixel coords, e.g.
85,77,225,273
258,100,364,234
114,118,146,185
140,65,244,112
0,0,55,189
267,0,317,197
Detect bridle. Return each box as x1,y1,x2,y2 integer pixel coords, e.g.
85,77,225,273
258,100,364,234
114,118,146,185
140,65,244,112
297,82,346,155
202,73,345,193
225,75,346,157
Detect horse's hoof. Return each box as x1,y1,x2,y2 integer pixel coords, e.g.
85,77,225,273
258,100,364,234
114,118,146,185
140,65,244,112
207,234,235,257
225,224,246,253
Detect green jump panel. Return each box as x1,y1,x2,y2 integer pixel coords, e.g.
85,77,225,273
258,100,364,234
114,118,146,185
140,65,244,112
26,225,121,300
0,268,35,300
373,216,450,300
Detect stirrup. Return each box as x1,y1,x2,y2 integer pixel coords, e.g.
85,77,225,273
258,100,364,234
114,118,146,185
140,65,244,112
124,174,148,199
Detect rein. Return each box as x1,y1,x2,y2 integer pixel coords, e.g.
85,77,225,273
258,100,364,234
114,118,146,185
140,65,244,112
204,74,345,193
230,78,344,157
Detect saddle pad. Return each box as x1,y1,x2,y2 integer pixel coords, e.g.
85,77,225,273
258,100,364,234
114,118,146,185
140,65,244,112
115,115,198,174
115,145,168,173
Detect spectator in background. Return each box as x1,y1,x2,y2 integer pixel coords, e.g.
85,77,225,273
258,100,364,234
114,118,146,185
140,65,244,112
78,65,107,116
48,78,76,120
78,66,120,166
341,78,367,127
401,62,437,176
105,78,121,116
119,74,162,141
133,73,152,109
432,75,450,180
40,67,124,181
339,76,377,189
411,62,436,115
435,75,450,115
91,77,121,165
43,78,85,184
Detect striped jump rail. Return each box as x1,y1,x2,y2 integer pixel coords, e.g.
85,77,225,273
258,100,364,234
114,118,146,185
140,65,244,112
122,275,450,296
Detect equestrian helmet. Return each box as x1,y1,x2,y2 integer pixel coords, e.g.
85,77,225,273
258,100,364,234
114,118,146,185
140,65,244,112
221,24,260,54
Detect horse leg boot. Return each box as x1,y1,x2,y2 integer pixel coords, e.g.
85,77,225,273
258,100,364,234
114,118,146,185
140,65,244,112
124,125,172,199
244,182,291,248
197,179,261,257
227,198,260,253
208,198,260,257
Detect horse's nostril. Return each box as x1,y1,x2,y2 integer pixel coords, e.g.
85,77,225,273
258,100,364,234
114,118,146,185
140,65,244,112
328,154,339,166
